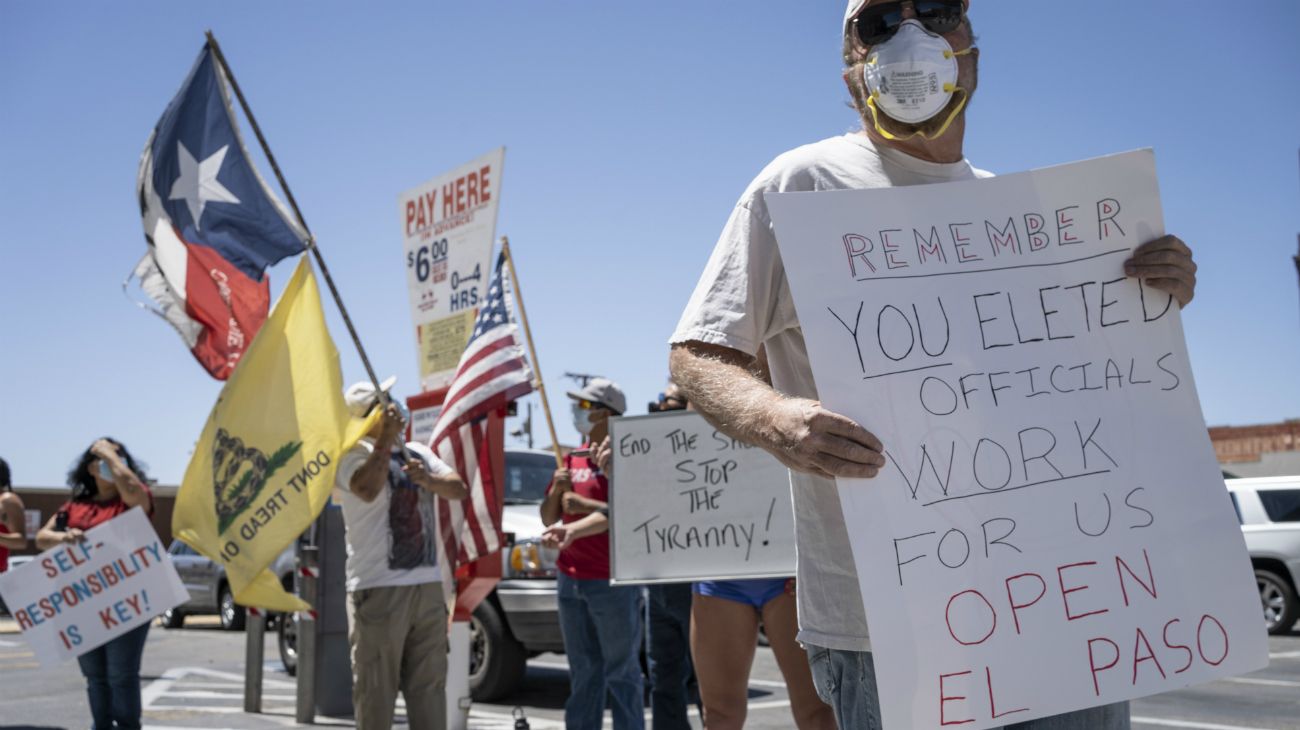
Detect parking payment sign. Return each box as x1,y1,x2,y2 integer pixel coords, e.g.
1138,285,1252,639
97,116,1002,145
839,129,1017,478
398,148,505,391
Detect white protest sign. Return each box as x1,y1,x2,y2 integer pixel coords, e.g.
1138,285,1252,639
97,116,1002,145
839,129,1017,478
398,147,505,391
609,411,795,584
0,507,186,666
765,150,1266,729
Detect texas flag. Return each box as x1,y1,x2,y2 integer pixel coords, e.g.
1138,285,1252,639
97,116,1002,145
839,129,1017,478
133,44,309,379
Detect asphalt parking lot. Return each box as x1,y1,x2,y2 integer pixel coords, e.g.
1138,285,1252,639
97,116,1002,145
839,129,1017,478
1,617,1298,729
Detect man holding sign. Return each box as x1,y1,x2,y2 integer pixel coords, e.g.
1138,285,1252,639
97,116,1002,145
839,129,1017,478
669,2,1199,728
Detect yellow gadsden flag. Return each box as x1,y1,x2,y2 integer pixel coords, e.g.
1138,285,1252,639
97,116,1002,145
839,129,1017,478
174,258,377,611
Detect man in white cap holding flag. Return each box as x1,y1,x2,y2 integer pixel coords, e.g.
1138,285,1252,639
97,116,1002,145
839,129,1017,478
669,1,1197,727
334,377,468,730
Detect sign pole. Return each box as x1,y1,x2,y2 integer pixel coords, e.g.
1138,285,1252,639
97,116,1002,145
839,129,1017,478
203,31,389,402
501,237,564,467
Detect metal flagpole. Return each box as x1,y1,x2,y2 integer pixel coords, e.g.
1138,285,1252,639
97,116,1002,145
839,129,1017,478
203,30,388,401
501,237,565,468
203,31,382,723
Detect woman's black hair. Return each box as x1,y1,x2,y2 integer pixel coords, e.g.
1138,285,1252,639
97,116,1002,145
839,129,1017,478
0,457,10,491
67,439,147,501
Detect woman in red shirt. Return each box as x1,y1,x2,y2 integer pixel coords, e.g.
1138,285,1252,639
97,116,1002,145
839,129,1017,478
36,438,153,730
539,379,645,730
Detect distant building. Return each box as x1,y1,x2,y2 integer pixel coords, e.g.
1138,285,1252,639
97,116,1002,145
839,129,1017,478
1210,419,1300,478
7,484,178,557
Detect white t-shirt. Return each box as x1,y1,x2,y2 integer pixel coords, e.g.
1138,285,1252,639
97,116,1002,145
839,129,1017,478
333,439,454,592
671,133,992,651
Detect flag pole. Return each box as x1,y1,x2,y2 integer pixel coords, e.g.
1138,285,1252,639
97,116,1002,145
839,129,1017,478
501,237,564,468
203,30,388,400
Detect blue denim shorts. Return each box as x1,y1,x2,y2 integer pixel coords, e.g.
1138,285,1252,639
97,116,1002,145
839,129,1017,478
693,577,790,609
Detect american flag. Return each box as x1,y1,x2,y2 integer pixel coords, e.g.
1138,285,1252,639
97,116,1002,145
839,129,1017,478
430,252,534,569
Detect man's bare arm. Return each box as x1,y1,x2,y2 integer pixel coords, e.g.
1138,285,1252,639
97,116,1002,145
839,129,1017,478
349,405,405,503
561,491,606,516
540,468,571,526
349,446,392,503
669,341,885,479
541,511,609,550
405,459,469,500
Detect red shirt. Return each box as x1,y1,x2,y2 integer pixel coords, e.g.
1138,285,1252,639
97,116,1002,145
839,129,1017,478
0,522,9,573
60,485,154,531
547,448,610,580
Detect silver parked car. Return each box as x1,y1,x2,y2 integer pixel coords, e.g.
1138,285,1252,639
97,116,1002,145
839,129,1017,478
163,540,296,630
1227,476,1300,634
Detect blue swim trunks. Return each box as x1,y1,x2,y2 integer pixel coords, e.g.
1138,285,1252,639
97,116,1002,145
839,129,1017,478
693,578,792,609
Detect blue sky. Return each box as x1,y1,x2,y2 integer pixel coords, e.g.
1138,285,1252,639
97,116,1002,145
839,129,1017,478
2,1,1298,486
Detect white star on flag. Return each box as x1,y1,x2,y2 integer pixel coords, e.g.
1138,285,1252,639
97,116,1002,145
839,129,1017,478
168,142,240,231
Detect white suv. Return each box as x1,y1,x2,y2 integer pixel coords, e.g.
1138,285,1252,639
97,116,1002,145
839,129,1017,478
1227,477,1300,634
468,448,565,700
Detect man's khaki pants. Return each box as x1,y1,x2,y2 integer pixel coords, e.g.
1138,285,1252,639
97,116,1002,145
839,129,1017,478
347,582,448,730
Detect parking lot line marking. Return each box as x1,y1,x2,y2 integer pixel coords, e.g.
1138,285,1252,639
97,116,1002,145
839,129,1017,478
163,689,299,700
528,659,575,672
0,661,39,670
528,657,793,717
165,680,258,689
471,709,566,729
0,639,22,647
143,665,301,712
744,677,790,689
0,650,34,658
142,666,186,708
1268,650,1300,660
1224,676,1300,688
746,699,794,711
259,711,354,728
145,725,237,730
145,705,245,713
1133,717,1275,730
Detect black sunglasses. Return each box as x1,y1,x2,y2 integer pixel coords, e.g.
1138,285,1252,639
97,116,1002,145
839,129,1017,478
852,0,964,46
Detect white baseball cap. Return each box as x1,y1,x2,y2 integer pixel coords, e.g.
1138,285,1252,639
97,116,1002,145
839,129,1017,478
565,377,627,415
344,375,397,419
845,0,870,40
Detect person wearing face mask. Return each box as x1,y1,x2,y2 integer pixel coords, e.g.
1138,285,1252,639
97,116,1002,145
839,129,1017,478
668,2,1198,728
539,377,644,730
36,438,153,730
333,377,468,730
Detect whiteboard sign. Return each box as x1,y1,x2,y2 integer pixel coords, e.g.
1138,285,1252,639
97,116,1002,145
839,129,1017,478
766,150,1266,729
0,508,187,666
609,411,795,584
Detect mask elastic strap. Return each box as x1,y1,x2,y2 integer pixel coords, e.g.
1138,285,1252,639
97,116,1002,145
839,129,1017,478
867,85,968,142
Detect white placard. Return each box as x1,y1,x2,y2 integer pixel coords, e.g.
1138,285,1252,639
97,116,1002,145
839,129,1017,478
409,402,443,449
609,411,796,584
398,148,505,391
765,150,1267,729
0,508,187,666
